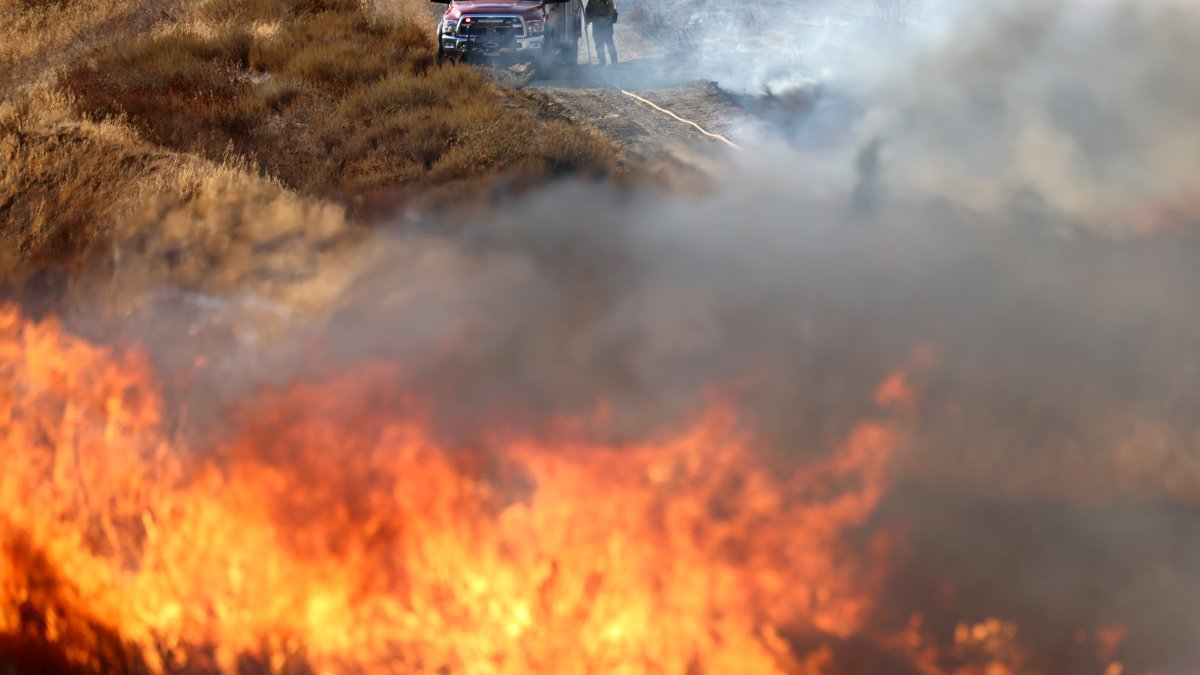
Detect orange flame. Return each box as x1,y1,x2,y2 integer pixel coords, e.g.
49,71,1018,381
0,304,1052,674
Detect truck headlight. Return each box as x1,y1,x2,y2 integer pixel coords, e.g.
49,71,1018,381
442,19,458,35
525,20,544,35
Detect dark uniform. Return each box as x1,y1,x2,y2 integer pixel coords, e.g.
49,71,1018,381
586,0,618,66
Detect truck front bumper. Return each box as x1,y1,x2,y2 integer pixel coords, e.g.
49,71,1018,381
442,34,545,58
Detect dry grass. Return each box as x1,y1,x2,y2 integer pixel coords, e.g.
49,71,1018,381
0,87,145,270
0,86,360,297
106,164,364,314
369,0,440,24
62,1,616,201
1,0,621,298
0,0,141,69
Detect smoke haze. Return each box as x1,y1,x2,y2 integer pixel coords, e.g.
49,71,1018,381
25,0,1200,669
626,0,1200,224
93,0,1200,502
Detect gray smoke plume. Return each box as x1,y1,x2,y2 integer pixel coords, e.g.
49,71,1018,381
71,0,1196,559
623,0,1200,225
117,167,1196,670
307,177,1199,503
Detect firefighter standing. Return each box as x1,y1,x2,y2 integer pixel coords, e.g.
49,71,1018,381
586,0,618,66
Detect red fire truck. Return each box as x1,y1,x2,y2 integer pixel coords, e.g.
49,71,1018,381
432,0,585,67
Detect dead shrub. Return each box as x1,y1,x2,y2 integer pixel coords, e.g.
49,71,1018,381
536,120,618,173
257,76,304,112
337,70,459,118
290,0,361,14
281,41,393,85
250,10,429,86
63,28,261,158
0,125,143,265
94,30,252,90
200,0,292,23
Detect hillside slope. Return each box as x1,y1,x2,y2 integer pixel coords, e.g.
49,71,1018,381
1,0,620,304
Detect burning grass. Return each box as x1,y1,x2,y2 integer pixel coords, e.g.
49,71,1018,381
2,301,1167,674
0,304,954,674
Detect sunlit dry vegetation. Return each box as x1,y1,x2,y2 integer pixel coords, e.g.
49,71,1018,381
64,3,613,196
0,86,352,299
59,0,619,198
0,0,141,73
1,0,618,292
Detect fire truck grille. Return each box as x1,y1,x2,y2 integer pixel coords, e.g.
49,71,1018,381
462,17,523,40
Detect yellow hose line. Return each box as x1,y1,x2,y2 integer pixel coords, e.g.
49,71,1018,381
592,72,742,150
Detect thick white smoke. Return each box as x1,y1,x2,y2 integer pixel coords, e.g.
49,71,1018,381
624,0,1200,227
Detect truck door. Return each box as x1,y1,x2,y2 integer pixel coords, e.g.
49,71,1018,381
546,1,582,64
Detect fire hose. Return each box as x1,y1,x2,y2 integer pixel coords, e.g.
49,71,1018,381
572,0,741,151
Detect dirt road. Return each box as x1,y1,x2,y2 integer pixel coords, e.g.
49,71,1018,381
535,23,748,181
